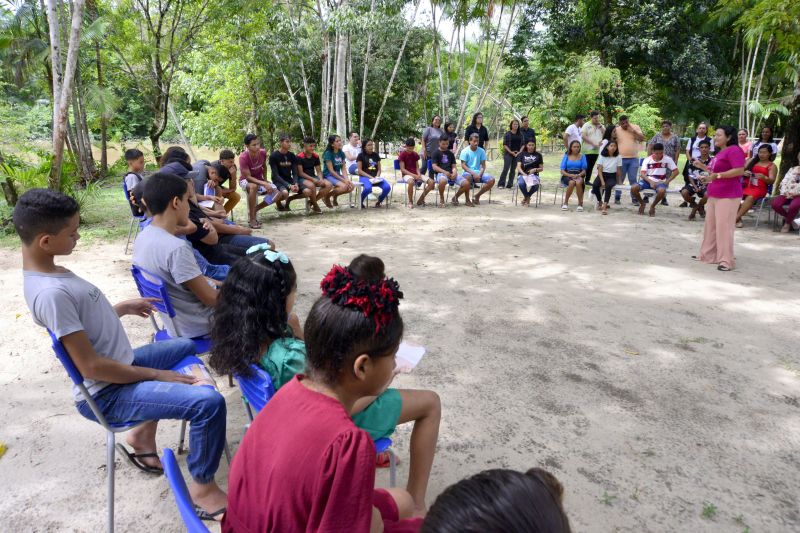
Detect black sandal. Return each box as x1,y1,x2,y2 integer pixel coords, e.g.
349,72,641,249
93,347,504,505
115,444,163,475
194,505,226,522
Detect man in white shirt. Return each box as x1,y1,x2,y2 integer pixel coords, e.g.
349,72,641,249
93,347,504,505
581,111,604,184
342,131,362,175
563,114,585,151
632,143,678,217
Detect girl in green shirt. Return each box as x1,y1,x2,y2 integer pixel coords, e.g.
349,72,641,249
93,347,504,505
209,246,440,513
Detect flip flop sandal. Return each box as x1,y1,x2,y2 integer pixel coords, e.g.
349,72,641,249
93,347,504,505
248,221,262,229
717,265,731,271
194,505,226,522
115,444,163,475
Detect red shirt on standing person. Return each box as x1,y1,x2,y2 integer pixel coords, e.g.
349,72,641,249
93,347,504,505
223,376,422,533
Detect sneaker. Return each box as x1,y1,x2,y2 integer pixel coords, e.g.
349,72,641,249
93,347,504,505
561,204,568,211
632,199,640,206
661,198,669,206
679,201,688,208
576,206,584,212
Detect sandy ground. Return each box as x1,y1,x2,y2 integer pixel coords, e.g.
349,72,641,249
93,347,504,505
2,189,800,532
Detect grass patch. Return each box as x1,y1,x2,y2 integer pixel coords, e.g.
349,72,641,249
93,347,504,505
701,501,718,519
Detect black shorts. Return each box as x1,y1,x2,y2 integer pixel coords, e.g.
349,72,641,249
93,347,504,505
680,184,705,198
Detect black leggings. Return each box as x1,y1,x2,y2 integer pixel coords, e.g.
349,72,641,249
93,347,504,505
592,172,618,204
498,152,516,185
585,154,599,184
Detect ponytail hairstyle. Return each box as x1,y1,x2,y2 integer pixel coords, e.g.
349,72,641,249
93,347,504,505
325,135,340,155
304,254,404,386
209,246,297,378
602,123,615,142
421,467,572,533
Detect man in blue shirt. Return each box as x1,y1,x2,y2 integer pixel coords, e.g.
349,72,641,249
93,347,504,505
459,133,496,206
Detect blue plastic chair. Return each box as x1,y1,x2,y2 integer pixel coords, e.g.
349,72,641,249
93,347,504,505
47,330,203,533
122,180,147,255
129,265,212,355
162,448,211,533
234,364,397,487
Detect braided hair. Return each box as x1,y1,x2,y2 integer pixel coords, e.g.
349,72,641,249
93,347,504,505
304,255,404,386
209,250,297,378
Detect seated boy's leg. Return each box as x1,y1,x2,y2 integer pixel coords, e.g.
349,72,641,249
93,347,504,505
222,190,240,213
221,233,270,249
374,488,415,522
132,337,198,369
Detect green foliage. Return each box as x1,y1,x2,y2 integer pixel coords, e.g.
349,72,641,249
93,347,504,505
563,57,624,120
623,104,662,139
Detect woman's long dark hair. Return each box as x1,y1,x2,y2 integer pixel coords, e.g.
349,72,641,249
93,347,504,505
759,126,774,143
602,123,615,142
209,251,297,378
421,468,572,533
304,255,403,386
718,125,738,148
470,112,483,129
324,135,340,155
746,144,773,172
444,121,456,134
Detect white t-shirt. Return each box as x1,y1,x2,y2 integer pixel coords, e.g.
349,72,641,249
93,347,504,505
640,155,678,181
343,143,362,163
687,136,716,159
750,140,779,159
565,123,582,147
596,155,622,173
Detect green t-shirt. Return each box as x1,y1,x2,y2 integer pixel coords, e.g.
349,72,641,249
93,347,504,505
322,149,346,178
259,337,402,440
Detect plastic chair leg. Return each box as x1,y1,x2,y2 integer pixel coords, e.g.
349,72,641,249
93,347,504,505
178,420,187,455
228,374,234,388
388,449,397,488
224,440,232,465
124,217,136,255
107,430,116,533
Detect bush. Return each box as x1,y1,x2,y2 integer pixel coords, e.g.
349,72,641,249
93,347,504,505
622,104,662,140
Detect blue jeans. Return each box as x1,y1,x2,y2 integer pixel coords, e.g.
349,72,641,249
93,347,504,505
359,176,391,205
615,158,640,200
219,234,270,249
76,338,226,484
517,176,540,198
191,247,229,281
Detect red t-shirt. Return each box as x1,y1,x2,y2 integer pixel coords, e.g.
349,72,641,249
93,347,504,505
398,150,420,176
239,149,267,182
223,376,421,533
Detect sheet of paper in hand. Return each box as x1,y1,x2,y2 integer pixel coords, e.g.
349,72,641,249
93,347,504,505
396,341,426,373
178,363,218,389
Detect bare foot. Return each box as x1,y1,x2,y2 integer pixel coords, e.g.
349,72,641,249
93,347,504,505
465,200,475,207
451,198,460,206
781,223,791,233
331,197,339,207
473,197,481,205
323,197,333,209
649,205,656,217
638,203,646,215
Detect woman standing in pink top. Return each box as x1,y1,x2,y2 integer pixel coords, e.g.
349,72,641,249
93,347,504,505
692,125,746,271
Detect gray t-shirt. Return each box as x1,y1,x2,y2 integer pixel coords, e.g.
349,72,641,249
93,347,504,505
132,225,212,338
191,160,210,192
23,270,134,402
422,126,444,157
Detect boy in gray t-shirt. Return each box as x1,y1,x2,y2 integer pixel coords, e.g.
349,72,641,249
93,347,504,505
14,188,228,518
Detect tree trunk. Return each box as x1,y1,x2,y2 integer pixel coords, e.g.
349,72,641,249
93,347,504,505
431,1,446,119
274,51,307,137
346,38,354,136
779,82,800,180
370,0,422,138
95,41,107,175
455,20,485,134
358,0,376,137
284,0,315,138
334,29,348,137
47,0,86,191
320,32,330,142
475,1,517,113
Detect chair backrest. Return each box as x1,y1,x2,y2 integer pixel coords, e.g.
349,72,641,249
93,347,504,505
393,159,401,171
48,329,85,386
130,265,177,318
427,159,433,171
235,364,276,413
162,448,211,533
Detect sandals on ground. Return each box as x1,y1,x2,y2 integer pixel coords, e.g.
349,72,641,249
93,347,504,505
194,505,226,522
115,444,163,475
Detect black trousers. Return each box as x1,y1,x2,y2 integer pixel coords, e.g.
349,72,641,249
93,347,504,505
592,172,618,204
585,153,599,185
498,152,516,186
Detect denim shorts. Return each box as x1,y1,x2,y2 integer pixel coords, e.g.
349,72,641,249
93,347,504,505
637,180,668,191
436,173,467,186
461,172,493,184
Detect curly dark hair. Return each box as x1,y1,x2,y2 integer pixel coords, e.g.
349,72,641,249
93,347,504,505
208,250,297,378
304,255,404,386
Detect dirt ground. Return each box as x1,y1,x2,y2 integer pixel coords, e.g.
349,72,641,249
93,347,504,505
2,190,799,532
